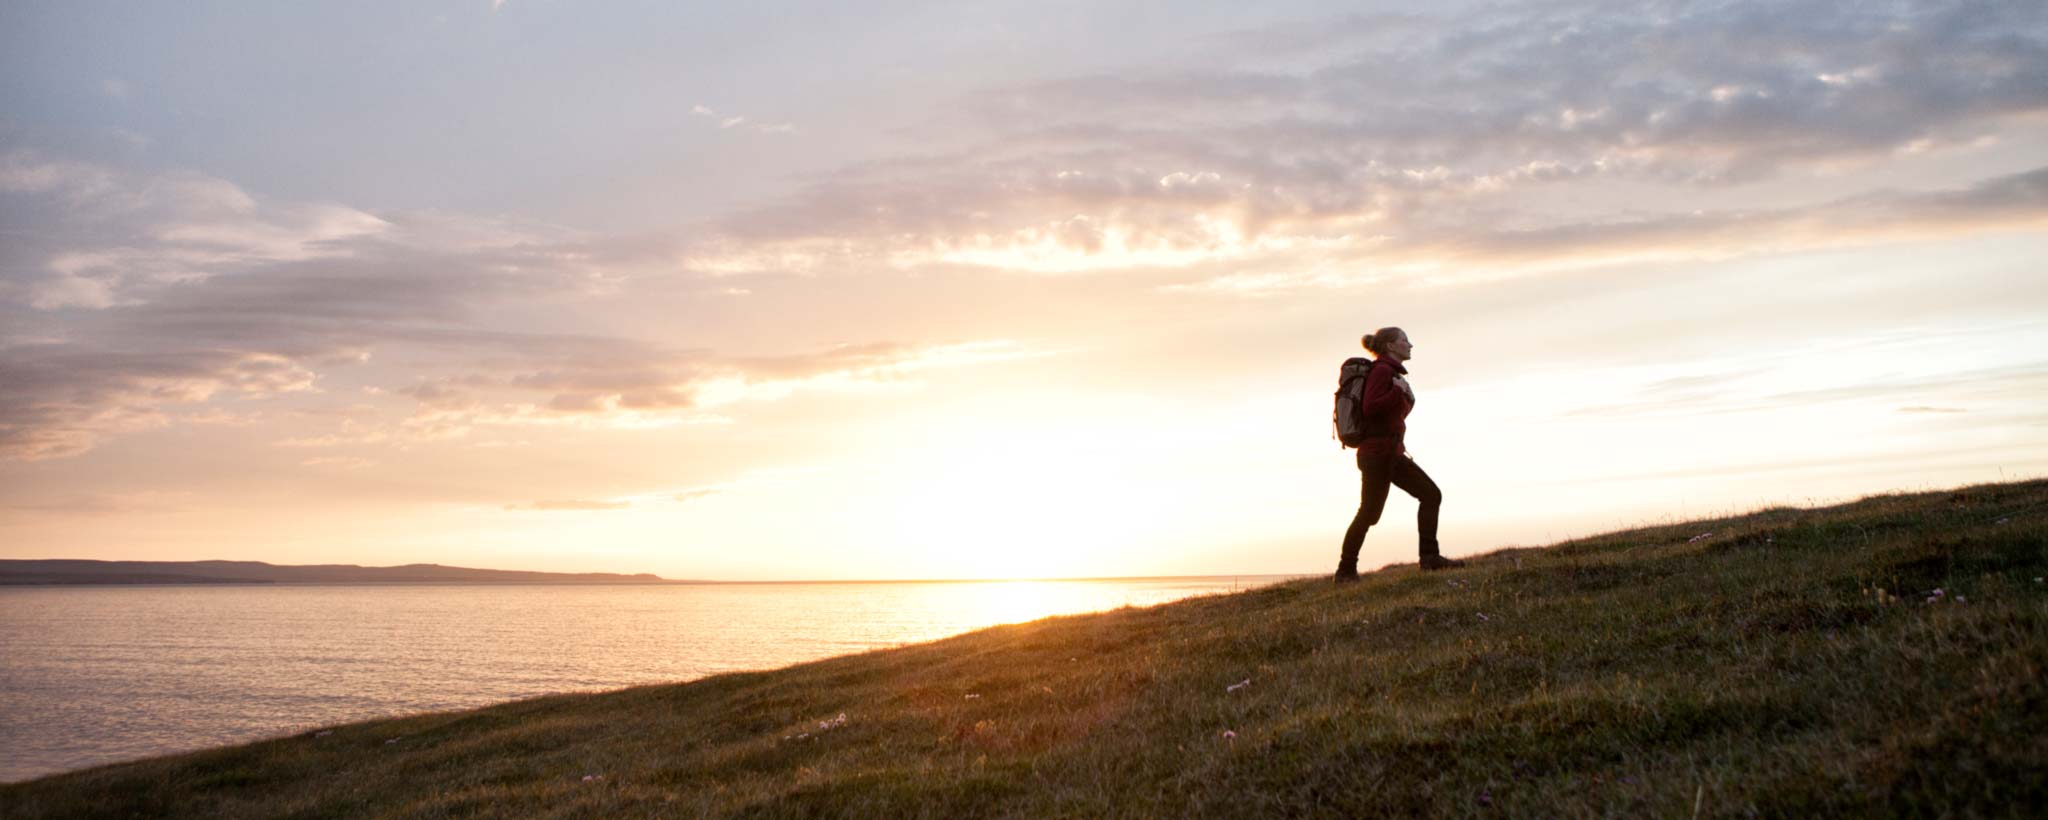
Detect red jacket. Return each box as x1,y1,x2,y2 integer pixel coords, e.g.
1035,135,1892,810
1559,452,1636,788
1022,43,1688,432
1357,359,1413,454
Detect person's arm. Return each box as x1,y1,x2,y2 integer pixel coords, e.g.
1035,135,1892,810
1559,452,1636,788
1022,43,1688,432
1359,364,1400,423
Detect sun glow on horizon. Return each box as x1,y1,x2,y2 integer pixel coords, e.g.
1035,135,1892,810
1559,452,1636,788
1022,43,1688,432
4,2,2047,583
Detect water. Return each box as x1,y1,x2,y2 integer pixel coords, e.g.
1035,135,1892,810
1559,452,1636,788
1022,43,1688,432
0,577,1285,782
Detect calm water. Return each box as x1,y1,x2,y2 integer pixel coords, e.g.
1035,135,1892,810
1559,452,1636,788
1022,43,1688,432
0,577,1284,782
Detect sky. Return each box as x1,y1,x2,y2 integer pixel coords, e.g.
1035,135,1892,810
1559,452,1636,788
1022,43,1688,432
2,0,2045,581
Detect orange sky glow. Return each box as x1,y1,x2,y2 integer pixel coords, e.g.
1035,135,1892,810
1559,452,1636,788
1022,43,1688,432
4,1,2046,579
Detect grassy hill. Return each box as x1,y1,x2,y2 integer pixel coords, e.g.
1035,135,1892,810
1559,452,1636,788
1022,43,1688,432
4,480,2045,818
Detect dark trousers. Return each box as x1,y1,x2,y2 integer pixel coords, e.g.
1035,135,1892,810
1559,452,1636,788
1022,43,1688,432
1337,448,1441,573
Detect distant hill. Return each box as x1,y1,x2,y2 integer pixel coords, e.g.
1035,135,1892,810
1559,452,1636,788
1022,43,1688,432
0,559,670,585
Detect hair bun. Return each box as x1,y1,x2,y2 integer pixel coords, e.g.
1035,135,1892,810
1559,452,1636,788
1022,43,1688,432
1360,334,1375,352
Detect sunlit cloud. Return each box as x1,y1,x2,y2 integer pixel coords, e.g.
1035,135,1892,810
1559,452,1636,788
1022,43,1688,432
386,339,1048,438
505,499,631,511
1,349,320,460
300,455,377,470
5,491,192,516
688,0,2048,292
0,156,693,459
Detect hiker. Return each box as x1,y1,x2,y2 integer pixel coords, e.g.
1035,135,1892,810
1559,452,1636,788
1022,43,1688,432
1335,327,1462,582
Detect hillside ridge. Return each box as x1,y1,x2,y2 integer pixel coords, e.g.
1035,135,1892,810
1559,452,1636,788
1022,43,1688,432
4,479,2044,818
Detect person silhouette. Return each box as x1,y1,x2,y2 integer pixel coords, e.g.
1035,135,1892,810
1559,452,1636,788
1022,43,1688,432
1336,327,1462,583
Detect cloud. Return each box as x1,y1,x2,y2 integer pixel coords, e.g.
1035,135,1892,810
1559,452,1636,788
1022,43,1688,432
505,499,631,511
0,155,633,459
673,488,721,502
301,455,377,469
1557,355,2048,421
1,150,1061,459
705,160,2048,291
0,347,319,460
686,1,2048,284
384,338,1046,440
274,418,389,448
5,491,190,516
11,2,2040,462
1349,164,2048,284
1,150,390,312
689,103,797,135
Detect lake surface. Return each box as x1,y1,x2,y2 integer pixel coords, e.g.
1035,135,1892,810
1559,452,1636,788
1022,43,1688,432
0,577,1287,782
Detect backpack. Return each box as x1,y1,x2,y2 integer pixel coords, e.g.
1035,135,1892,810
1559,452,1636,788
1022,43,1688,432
1332,357,1380,448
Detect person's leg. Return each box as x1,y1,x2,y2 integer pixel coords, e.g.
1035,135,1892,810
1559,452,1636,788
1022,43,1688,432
1337,449,1395,580
1390,455,1457,568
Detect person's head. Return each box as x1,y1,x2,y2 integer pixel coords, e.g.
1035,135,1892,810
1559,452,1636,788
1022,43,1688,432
1361,327,1413,362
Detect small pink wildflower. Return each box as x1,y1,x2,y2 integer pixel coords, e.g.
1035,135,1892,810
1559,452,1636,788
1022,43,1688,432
1687,531,1715,543
1227,678,1251,693
1221,730,1237,740
581,774,604,783
1476,612,1490,622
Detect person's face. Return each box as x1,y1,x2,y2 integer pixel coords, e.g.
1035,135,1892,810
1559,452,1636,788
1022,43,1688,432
1386,331,1414,361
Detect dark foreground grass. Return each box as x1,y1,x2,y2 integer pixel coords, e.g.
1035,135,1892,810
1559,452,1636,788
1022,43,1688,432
5,480,2046,819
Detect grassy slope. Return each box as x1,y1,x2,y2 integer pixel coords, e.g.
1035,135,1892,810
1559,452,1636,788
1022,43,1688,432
4,480,2045,819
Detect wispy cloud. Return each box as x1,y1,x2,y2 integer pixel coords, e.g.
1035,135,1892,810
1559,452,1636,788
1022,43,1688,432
5,491,191,516
301,455,377,469
386,339,1046,440
1559,356,2048,421
505,499,631,511
689,103,796,135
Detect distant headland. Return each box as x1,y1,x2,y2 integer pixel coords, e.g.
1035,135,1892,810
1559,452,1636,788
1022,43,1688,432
0,559,673,586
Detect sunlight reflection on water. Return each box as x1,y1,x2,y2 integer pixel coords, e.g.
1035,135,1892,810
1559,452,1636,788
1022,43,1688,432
0,577,1288,782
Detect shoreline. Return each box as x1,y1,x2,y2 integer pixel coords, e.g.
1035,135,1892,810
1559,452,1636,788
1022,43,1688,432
0,573,1306,588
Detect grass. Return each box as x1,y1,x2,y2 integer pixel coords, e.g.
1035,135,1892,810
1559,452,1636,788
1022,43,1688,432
4,479,2046,818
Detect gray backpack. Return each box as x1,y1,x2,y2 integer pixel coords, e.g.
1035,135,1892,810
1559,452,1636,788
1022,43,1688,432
1332,357,1379,448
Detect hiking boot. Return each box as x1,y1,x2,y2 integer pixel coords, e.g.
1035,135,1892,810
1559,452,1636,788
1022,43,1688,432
1333,569,1361,585
1420,554,1466,571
